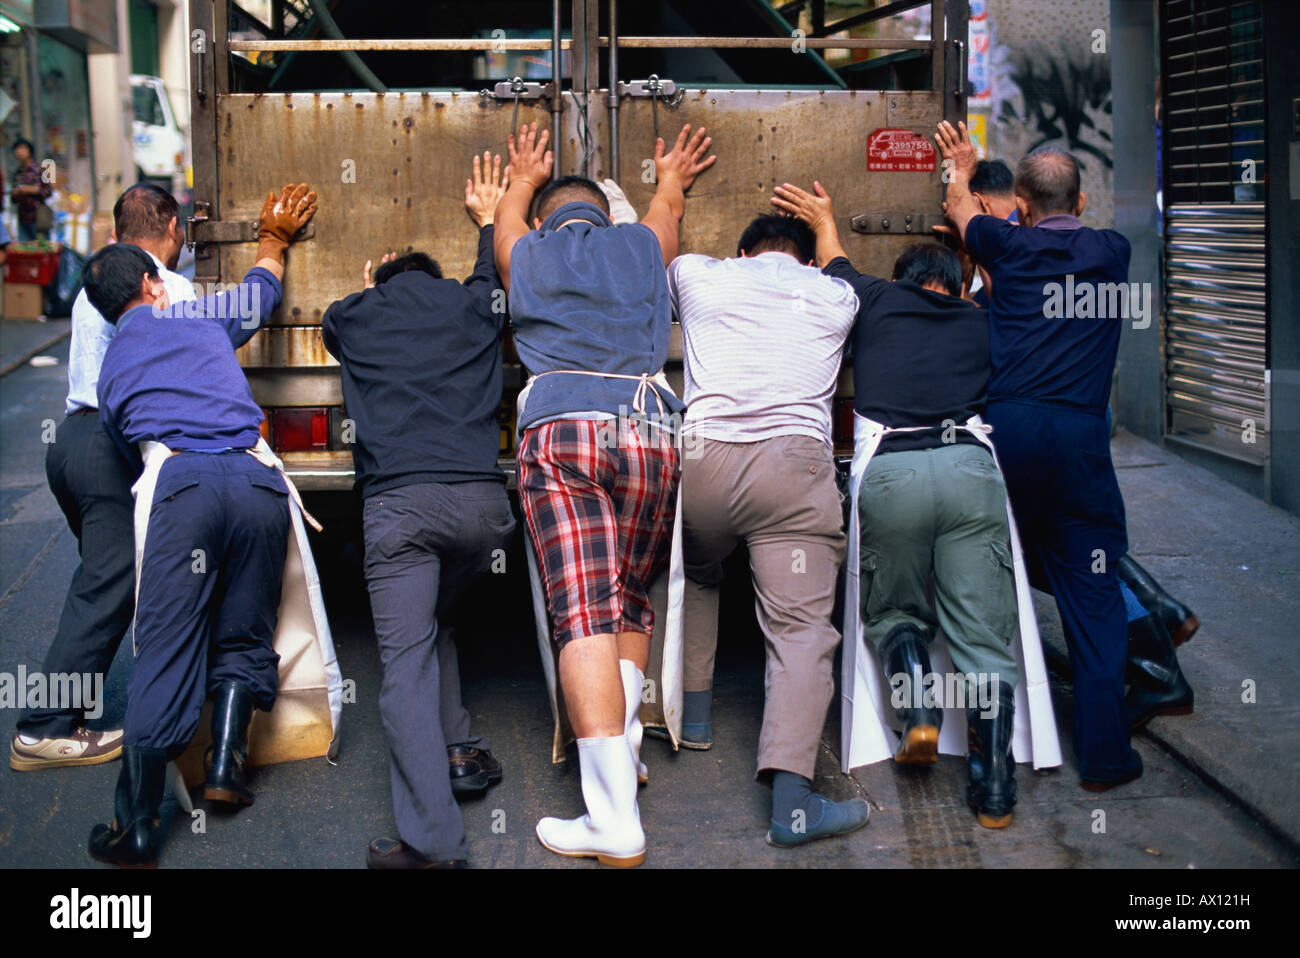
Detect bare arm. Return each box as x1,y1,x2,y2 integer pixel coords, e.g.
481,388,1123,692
641,124,716,266
493,123,553,294
770,180,846,267
935,120,982,245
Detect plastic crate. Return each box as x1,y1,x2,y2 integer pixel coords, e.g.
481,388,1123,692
4,247,61,286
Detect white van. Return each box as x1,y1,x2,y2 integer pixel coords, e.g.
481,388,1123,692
130,74,187,182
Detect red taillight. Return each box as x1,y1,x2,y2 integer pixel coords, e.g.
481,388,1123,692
270,408,330,451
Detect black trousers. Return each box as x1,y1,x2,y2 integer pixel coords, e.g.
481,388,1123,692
19,412,137,738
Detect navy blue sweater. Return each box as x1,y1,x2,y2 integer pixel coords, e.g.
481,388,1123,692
322,225,505,497
507,202,684,430
99,266,281,462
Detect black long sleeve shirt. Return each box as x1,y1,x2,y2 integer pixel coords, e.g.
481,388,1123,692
823,256,990,453
322,225,506,498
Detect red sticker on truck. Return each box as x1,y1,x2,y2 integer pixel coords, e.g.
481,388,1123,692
866,128,936,172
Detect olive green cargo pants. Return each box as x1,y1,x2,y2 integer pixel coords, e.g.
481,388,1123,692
857,442,1020,692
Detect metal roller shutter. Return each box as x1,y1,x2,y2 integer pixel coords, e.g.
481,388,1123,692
1160,0,1268,462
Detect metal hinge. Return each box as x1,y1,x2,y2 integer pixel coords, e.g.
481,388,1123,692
186,201,315,248
849,212,945,235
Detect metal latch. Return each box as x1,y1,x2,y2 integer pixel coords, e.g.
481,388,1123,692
849,212,945,235
617,76,678,99
616,76,682,139
483,78,556,135
487,78,553,100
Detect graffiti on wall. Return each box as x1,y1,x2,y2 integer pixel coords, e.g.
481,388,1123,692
1002,47,1113,170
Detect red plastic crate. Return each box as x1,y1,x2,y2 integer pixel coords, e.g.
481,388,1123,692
4,249,60,286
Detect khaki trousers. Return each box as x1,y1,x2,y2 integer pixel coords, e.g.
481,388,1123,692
681,435,846,780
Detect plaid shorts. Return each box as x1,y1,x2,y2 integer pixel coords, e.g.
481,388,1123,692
518,418,681,648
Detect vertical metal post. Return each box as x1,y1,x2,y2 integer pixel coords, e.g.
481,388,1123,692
943,0,969,126
190,0,220,284
609,0,619,181
552,0,563,175
571,0,599,178
930,0,946,100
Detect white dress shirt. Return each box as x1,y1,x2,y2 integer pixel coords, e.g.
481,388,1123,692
65,250,197,414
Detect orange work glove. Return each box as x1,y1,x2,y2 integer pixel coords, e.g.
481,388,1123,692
256,182,318,261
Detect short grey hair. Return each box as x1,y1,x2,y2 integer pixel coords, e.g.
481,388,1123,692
1013,146,1081,218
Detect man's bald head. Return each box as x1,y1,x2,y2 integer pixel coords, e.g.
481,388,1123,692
1014,147,1082,221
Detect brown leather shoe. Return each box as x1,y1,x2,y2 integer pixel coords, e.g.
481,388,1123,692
448,744,502,796
367,837,467,869
11,727,123,771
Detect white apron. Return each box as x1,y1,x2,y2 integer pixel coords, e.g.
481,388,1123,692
131,438,344,787
840,412,1062,772
518,371,685,763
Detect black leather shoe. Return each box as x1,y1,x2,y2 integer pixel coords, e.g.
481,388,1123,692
88,746,167,868
966,683,1017,828
367,837,467,869
1117,555,1199,646
880,624,941,763
203,680,257,807
1081,747,1144,792
1127,612,1194,729
448,745,502,796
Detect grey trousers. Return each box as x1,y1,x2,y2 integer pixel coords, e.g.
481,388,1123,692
681,435,846,780
363,480,516,861
857,443,1019,690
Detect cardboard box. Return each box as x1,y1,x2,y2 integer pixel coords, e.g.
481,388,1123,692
4,283,45,320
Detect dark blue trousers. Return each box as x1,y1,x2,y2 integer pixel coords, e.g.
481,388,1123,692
125,452,288,756
984,399,1138,782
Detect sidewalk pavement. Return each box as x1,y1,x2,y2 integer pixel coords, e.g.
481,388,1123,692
1037,430,1299,849
0,319,72,377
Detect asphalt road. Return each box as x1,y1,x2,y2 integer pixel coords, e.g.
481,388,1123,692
0,341,1294,868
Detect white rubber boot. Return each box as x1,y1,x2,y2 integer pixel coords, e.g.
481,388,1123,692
620,659,649,785
536,735,646,867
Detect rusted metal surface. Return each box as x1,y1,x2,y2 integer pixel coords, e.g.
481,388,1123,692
214,91,552,314
592,89,945,279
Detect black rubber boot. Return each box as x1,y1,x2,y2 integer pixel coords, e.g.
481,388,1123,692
880,624,942,764
203,680,257,807
966,682,1016,828
1126,612,1194,729
88,746,167,867
1117,555,1199,646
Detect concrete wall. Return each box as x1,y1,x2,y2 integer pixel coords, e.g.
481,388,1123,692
1109,0,1162,444
1264,0,1300,514
87,0,131,214
982,0,1114,228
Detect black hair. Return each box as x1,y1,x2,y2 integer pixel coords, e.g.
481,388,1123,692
82,244,160,323
373,251,443,285
969,159,1014,197
736,214,816,263
113,183,180,243
1014,146,1081,218
891,243,962,297
535,175,610,222
11,137,33,155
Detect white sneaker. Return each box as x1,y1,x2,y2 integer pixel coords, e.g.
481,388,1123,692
9,727,124,771
536,735,646,867
620,659,649,785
